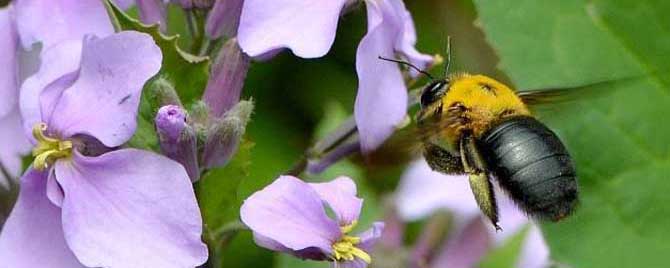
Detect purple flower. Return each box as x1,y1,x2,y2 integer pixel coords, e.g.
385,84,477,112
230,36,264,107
0,32,208,268
354,0,433,152
16,0,114,139
241,175,384,268
0,7,32,187
395,159,550,268
237,0,432,152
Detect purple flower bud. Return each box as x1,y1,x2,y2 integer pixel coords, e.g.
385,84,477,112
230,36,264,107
205,0,244,39
174,0,214,9
155,105,200,181
201,100,253,169
137,0,168,32
176,0,194,9
203,38,250,117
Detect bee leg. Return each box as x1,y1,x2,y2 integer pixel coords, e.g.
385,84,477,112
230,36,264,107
423,143,465,175
459,132,501,230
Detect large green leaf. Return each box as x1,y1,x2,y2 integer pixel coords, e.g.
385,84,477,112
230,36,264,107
473,0,669,267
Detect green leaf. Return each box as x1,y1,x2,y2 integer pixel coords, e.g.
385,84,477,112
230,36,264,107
103,0,210,150
473,0,670,267
197,140,253,232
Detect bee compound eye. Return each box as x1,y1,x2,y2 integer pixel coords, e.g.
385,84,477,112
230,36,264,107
420,80,447,108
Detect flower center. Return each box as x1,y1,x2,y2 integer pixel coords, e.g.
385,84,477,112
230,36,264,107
331,221,371,264
32,123,73,171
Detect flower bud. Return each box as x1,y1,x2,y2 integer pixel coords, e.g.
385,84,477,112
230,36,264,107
174,0,214,9
205,0,244,39
155,105,200,181
201,100,253,169
148,77,183,107
202,38,250,117
137,0,167,32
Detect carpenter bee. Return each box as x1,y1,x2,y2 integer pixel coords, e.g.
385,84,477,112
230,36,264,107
381,44,586,229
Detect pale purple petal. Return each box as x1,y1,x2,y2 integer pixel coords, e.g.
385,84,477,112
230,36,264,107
241,175,341,254
20,40,82,139
205,0,244,38
378,208,404,248
46,32,162,147
338,259,368,268
14,0,112,49
390,0,433,75
0,7,18,117
357,221,385,251
253,232,292,252
0,108,31,188
46,167,64,207
354,0,408,153
430,218,492,268
0,168,85,268
39,71,79,134
113,0,136,10
137,0,168,32
396,159,480,224
309,176,363,225
237,0,349,58
515,224,550,268
54,149,208,268
253,232,329,261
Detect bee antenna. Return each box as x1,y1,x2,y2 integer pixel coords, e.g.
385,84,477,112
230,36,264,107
444,36,452,78
378,56,434,80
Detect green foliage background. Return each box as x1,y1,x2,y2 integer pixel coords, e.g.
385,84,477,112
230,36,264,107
2,0,666,267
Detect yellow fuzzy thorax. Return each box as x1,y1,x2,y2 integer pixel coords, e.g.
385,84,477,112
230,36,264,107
439,73,530,141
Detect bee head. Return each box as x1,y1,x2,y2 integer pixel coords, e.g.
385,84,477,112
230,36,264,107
420,79,449,108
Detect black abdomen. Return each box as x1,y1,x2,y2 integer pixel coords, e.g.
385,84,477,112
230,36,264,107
477,116,578,221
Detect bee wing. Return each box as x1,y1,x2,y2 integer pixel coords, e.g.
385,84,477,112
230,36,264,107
517,76,642,106
384,113,461,156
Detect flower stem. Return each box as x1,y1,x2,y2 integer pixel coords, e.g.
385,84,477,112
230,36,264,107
287,87,423,176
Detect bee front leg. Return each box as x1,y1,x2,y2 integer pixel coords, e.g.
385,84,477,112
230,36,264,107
459,132,501,230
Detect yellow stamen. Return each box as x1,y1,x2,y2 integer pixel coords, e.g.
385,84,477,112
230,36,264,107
331,220,372,264
31,123,73,171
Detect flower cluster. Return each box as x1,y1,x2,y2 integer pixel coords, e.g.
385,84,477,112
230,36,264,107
0,1,208,267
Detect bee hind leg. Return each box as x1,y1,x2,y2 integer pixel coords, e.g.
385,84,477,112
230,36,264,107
459,132,501,230
423,143,465,175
